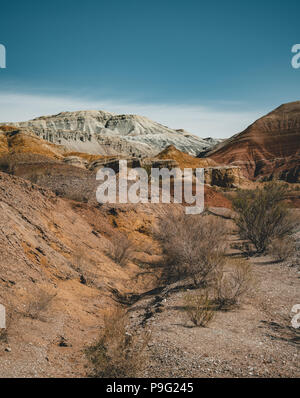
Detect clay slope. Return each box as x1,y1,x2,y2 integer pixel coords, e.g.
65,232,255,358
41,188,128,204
0,170,230,377
0,171,163,377
0,126,64,159
156,144,218,168
1,110,221,157
207,101,300,182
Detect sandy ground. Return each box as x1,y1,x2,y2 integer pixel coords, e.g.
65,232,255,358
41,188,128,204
128,257,299,378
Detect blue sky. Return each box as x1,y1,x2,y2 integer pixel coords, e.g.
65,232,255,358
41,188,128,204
0,0,300,137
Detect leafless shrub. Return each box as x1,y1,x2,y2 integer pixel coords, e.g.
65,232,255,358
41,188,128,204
25,289,56,321
213,259,254,310
134,240,154,255
183,291,215,327
106,233,134,267
85,308,150,378
154,211,228,287
73,249,85,273
268,237,297,262
232,182,298,254
231,241,255,257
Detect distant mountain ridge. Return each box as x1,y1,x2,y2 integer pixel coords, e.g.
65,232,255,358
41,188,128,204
1,110,221,157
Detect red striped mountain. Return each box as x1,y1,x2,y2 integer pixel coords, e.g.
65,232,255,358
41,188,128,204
206,101,300,182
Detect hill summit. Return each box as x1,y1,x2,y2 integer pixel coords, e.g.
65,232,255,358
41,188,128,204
208,101,300,182
2,110,221,157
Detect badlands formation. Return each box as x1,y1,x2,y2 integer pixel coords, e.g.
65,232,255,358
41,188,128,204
0,102,299,378
0,127,233,207
3,101,299,183
208,101,300,182
2,110,220,157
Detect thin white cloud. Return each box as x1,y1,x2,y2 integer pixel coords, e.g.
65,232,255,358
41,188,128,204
0,92,264,138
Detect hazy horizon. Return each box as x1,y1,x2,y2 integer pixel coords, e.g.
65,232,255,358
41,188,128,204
0,92,269,139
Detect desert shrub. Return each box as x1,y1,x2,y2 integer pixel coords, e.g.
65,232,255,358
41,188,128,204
213,259,254,310
154,211,227,287
106,233,134,267
231,241,255,257
85,308,150,378
232,182,298,254
25,289,56,321
73,249,85,272
183,291,215,327
268,237,297,262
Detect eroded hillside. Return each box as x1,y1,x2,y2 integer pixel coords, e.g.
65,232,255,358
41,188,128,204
0,172,163,377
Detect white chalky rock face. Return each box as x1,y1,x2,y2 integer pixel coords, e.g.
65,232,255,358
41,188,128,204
3,110,221,157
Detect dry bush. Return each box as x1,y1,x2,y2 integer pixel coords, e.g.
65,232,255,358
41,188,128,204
213,259,254,310
268,237,297,262
231,241,255,257
134,240,154,255
25,289,56,321
183,291,215,327
85,308,150,378
154,211,228,287
232,182,298,254
73,249,85,272
106,233,134,267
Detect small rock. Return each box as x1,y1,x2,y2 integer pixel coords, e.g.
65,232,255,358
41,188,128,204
58,336,71,347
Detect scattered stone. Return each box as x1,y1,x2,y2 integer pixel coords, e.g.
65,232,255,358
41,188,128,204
58,336,71,347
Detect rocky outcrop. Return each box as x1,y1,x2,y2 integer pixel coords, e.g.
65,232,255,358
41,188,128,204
89,157,142,173
141,158,179,170
203,166,245,188
207,101,300,182
154,145,248,188
1,111,221,157
63,156,88,169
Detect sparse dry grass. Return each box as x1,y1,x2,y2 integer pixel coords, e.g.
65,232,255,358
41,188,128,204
106,233,134,267
85,307,151,378
183,291,215,327
25,289,57,321
268,237,297,262
213,259,255,310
